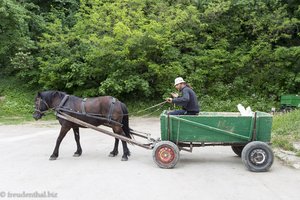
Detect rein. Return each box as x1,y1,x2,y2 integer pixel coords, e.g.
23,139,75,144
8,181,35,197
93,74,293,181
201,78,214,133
35,95,69,115
134,101,167,117
35,94,167,118
136,101,167,114
35,98,51,114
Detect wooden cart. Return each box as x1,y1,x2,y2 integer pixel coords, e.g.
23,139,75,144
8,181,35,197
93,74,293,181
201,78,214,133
57,110,274,172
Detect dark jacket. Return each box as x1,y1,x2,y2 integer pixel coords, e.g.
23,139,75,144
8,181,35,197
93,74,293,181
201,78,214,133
172,86,200,112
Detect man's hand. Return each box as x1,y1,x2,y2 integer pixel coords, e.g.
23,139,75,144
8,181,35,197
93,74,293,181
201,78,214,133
171,92,178,98
166,98,173,103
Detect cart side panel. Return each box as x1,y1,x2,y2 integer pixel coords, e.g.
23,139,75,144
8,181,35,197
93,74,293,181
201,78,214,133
160,112,168,139
160,111,253,143
280,94,300,107
255,112,273,142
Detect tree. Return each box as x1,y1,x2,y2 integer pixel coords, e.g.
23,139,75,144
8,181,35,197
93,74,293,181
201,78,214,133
31,0,300,104
0,0,33,74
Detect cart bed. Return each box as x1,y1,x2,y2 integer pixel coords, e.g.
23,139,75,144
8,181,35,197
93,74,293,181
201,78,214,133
160,111,272,144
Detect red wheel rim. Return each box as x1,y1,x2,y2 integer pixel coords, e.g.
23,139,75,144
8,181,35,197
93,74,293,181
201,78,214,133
156,145,175,164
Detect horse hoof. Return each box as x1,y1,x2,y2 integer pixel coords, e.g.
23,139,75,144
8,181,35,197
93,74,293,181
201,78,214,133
121,157,128,161
109,152,118,157
49,156,57,160
73,153,81,157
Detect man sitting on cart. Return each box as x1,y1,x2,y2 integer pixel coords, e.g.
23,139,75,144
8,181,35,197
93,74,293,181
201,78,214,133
166,77,200,115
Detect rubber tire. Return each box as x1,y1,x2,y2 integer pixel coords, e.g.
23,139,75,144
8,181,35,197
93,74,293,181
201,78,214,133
152,141,180,169
241,141,274,172
231,145,245,157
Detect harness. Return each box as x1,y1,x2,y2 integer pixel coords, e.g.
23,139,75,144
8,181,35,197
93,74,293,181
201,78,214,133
55,96,122,126
35,98,50,115
81,98,87,115
35,92,123,127
107,97,116,124
79,97,116,123
35,95,70,115
57,95,69,109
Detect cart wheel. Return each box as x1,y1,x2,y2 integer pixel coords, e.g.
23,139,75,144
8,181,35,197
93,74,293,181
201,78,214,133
241,141,274,172
231,145,245,157
152,141,180,169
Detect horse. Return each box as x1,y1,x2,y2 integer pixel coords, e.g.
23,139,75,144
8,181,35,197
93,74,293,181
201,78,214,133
33,91,131,161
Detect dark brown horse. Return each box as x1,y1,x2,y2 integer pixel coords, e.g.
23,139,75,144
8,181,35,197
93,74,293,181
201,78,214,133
33,91,131,161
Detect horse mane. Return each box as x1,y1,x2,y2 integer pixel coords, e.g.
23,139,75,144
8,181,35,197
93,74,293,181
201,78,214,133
41,91,67,103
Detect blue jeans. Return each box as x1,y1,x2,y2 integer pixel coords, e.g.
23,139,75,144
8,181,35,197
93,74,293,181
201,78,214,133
168,110,187,115
168,110,199,115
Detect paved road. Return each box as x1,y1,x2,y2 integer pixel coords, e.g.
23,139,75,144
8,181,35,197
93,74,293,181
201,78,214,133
0,118,299,200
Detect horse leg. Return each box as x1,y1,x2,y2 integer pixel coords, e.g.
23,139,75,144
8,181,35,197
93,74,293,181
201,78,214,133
111,125,130,161
73,127,82,157
49,126,70,160
109,138,119,157
121,140,131,161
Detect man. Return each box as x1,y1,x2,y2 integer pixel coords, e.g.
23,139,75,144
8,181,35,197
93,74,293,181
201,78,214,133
166,77,200,115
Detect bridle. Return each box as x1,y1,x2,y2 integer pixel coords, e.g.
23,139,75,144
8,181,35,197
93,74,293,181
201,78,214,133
34,97,51,115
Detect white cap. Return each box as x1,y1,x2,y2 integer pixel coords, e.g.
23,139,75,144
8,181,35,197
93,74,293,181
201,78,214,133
174,77,185,86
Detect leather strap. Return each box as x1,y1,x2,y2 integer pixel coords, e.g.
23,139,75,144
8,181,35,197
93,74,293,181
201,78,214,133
81,98,87,114
107,97,116,123
57,95,69,109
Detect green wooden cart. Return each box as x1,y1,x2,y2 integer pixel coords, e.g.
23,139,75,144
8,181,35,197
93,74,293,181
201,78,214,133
57,108,274,172
280,94,300,111
152,111,274,172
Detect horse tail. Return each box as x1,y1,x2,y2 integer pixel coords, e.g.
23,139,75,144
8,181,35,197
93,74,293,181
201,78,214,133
121,102,131,139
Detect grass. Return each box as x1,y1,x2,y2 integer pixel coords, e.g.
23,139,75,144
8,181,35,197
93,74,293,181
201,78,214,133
271,110,300,155
0,77,38,124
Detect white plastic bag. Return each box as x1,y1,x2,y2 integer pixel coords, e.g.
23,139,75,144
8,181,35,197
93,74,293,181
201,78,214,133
237,104,253,116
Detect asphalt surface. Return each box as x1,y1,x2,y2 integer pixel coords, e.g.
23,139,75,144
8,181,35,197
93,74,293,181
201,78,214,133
0,117,299,200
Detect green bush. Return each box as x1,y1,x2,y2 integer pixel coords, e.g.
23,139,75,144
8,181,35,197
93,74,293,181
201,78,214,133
35,0,300,100
200,95,277,112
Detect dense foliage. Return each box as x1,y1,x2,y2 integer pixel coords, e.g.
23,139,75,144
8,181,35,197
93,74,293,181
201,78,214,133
1,0,299,110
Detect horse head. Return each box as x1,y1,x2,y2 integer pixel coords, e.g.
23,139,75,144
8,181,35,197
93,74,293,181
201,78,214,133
33,92,50,120
33,91,67,120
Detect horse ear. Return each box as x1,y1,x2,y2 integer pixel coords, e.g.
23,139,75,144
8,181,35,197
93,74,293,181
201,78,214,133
37,92,41,97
